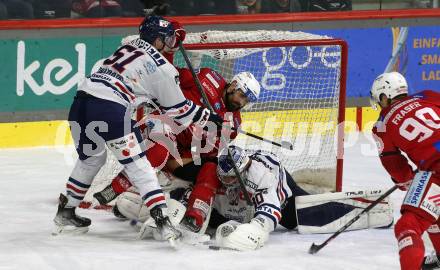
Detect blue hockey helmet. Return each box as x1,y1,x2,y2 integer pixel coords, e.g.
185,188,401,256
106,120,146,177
217,145,250,186
139,15,176,48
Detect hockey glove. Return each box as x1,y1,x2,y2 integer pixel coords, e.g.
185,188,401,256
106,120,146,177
395,180,411,191
391,172,416,191
217,219,269,251
171,20,186,46
163,20,186,54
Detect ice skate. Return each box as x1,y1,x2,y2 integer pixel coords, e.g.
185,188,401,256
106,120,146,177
52,193,91,235
150,206,182,247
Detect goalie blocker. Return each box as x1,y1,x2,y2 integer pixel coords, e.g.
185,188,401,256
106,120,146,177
296,189,393,234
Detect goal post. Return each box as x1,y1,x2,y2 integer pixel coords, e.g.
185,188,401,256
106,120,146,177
173,31,347,193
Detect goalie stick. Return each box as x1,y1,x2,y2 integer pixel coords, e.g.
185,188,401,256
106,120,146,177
178,42,253,206
308,185,398,255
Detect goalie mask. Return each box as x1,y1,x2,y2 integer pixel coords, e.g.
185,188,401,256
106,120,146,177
217,145,250,186
370,72,408,110
139,15,176,49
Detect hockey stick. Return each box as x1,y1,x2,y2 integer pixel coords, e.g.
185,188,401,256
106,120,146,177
177,43,293,151
308,185,398,255
178,42,253,206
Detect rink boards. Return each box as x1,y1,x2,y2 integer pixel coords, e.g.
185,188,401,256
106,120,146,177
0,107,379,148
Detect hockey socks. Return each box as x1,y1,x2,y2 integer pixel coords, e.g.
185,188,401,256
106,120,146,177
395,212,432,270
185,162,220,230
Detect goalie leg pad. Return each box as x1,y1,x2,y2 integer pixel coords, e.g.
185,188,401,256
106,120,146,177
115,192,144,221
295,189,394,234
117,192,187,224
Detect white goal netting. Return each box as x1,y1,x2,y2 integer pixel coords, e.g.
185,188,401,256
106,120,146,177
175,30,345,193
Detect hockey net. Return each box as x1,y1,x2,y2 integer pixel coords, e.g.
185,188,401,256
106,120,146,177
81,30,346,207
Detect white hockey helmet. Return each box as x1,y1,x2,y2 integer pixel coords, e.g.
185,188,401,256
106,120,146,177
232,72,261,103
217,145,250,186
370,72,408,109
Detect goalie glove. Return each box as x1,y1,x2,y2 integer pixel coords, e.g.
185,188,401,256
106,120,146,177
163,20,186,54
215,220,241,244
216,218,269,251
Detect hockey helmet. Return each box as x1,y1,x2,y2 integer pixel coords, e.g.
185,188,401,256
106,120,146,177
232,72,261,103
217,145,250,186
139,16,176,48
370,72,408,110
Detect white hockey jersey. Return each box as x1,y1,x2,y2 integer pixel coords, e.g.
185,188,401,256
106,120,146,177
213,150,296,233
78,38,209,127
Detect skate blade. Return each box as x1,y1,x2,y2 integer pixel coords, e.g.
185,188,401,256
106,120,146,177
52,225,89,236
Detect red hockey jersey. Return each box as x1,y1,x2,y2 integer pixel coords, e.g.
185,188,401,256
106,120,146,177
176,68,241,156
373,90,440,183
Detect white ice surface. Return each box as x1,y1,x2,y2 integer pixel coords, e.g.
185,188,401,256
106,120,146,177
0,134,425,270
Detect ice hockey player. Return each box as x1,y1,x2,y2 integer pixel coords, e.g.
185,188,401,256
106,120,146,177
116,144,394,250
370,71,440,270
93,69,261,233
53,15,224,245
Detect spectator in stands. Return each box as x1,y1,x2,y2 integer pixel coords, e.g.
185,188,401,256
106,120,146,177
0,0,34,19
0,1,7,19
168,0,196,16
142,0,169,15
261,0,301,13
33,0,71,19
298,0,352,11
72,0,122,17
120,0,171,17
236,0,261,14
120,0,145,17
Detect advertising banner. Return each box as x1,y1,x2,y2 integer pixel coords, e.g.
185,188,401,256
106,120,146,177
0,36,120,112
0,25,438,114
310,25,440,96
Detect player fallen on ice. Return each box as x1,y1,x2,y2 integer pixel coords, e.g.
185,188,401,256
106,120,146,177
53,15,224,246
115,145,394,250
370,72,440,270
